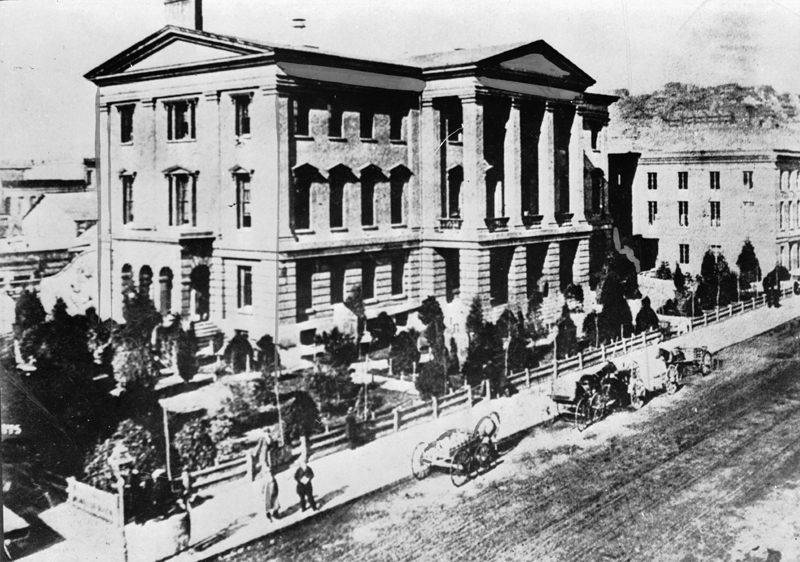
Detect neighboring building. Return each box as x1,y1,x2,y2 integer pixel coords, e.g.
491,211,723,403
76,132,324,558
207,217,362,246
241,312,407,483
84,0,616,350
631,150,800,276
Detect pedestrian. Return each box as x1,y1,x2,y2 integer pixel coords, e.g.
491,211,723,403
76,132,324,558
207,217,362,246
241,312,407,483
294,458,317,512
261,461,280,522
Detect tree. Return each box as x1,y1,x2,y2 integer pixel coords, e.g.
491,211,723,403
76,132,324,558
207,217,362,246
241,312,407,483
344,284,366,340
83,420,162,493
466,296,484,337
256,334,281,377
673,263,686,292
555,305,578,359
175,324,199,382
655,261,673,280
369,312,396,350
597,271,633,342
582,311,600,348
112,338,160,394
13,289,46,360
173,418,217,472
120,288,162,346
699,250,738,309
315,328,358,377
390,329,420,377
736,239,761,288
415,361,447,400
635,296,660,333
418,296,449,392
282,391,320,461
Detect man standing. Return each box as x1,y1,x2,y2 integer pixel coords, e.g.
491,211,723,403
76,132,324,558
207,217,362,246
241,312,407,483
294,458,317,512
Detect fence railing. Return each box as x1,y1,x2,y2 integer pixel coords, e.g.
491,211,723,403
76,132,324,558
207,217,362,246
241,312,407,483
66,476,122,527
176,287,796,493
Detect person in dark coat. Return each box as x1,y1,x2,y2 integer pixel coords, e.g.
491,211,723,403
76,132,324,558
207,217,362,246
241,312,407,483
294,459,317,512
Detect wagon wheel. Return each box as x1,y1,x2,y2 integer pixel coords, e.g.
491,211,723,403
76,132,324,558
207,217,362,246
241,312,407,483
575,397,592,432
475,442,495,472
665,364,680,396
590,393,607,424
630,380,646,410
411,442,431,480
700,351,713,376
450,448,472,487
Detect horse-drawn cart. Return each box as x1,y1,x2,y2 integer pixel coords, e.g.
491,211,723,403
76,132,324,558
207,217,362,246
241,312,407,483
548,362,630,431
410,412,500,487
625,345,714,409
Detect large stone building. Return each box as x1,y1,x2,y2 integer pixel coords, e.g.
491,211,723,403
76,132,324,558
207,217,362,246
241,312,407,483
85,0,616,349
632,150,800,275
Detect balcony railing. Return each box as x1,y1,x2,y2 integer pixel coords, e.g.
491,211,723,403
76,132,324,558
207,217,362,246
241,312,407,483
522,214,543,228
484,217,510,231
438,217,463,230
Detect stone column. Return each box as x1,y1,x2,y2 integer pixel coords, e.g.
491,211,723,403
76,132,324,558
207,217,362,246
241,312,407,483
572,238,591,285
419,247,438,299
460,248,491,309
97,103,114,319
541,242,561,320
538,104,556,226
505,99,523,226
420,99,441,228
461,96,485,230
508,245,528,310
569,111,587,223
261,87,291,245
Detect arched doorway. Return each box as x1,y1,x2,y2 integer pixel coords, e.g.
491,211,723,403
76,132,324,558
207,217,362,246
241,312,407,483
159,267,173,314
226,331,252,373
121,264,134,298
190,265,210,321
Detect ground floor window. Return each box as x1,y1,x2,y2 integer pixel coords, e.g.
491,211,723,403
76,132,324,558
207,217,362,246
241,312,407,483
237,266,252,309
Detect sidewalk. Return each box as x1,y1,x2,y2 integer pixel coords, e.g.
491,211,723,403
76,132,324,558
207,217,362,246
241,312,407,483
23,295,800,562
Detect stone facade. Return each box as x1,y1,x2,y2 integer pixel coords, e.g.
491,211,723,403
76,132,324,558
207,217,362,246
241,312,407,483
86,26,616,347
633,151,800,277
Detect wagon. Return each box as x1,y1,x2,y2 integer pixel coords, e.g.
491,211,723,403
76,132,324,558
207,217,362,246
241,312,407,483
548,363,626,431
410,412,500,487
657,346,713,395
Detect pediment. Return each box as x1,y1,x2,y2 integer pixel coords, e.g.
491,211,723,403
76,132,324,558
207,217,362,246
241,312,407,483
126,40,245,72
479,41,595,89
498,54,570,78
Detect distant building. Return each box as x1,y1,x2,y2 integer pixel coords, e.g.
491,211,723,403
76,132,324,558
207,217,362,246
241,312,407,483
631,150,800,276
84,0,617,351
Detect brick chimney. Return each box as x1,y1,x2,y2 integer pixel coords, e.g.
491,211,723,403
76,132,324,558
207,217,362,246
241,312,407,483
165,0,203,30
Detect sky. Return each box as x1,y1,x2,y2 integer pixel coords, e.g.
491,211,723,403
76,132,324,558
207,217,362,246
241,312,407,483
2,0,800,163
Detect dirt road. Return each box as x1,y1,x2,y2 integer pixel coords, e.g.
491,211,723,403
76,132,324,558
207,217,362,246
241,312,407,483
216,326,800,562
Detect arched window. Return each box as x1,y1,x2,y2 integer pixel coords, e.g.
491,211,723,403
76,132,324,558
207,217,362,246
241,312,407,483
139,265,153,299
121,264,134,298
780,202,785,230
360,165,386,227
292,164,324,231
159,267,173,314
328,165,357,230
390,166,412,225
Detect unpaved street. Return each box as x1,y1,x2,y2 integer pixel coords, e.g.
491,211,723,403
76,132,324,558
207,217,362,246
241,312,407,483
217,325,800,562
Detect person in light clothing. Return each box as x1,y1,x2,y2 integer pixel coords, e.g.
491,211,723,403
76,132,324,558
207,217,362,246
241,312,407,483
261,461,280,522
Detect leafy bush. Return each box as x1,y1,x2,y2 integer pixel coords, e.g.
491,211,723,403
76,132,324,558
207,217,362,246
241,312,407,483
174,418,217,472
635,296,660,333
283,392,320,460
84,420,161,493
390,329,420,376
563,283,585,303
415,361,447,400
112,339,160,393
555,305,578,358
655,261,673,280
369,312,396,350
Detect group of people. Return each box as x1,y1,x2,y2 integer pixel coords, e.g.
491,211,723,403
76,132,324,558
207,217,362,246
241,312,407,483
259,456,318,524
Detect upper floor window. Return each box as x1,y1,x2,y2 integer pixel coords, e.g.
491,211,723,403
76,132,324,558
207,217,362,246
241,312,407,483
678,201,689,226
647,172,657,190
709,171,720,190
166,100,196,141
294,99,309,136
328,105,342,138
293,165,319,230
678,171,688,190
743,170,753,189
648,201,658,225
235,173,251,228
360,111,374,140
233,95,251,137
710,201,721,226
445,104,462,143
360,166,385,227
167,171,196,226
237,265,252,309
390,167,411,225
389,112,404,141
121,173,135,225
679,244,690,265
119,105,135,144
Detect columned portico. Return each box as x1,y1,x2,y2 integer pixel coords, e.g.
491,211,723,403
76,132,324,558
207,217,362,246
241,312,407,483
569,110,587,223
538,104,557,226
505,99,523,227
461,95,485,230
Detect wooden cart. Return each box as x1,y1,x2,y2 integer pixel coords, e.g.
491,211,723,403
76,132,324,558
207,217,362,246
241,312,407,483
658,346,713,395
410,412,500,487
548,365,618,431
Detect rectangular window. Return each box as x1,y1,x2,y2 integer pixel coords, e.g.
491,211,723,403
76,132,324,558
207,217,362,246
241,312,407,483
446,105,462,143
390,174,404,225
296,262,313,315
389,113,403,141
236,175,251,228
293,176,311,230
237,266,252,308
329,178,344,229
328,105,342,138
360,111,374,139
122,175,134,224
678,171,688,190
166,100,196,141
679,244,690,264
710,201,721,226
361,179,375,226
648,201,658,225
679,201,689,226
362,260,375,300
710,171,720,190
330,263,345,304
294,99,309,136
444,249,460,302
119,105,134,144
647,172,657,190
743,170,753,189
169,174,196,227
234,96,251,137
391,253,405,295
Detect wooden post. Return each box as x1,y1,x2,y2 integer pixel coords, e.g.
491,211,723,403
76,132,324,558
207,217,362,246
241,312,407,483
578,352,584,370
393,409,400,433
525,368,531,388
601,344,606,361
728,303,733,318
245,452,254,481
116,476,128,562
162,405,172,481
716,307,720,322
485,379,491,400
466,384,472,406
432,396,439,418
704,312,708,326
553,358,558,378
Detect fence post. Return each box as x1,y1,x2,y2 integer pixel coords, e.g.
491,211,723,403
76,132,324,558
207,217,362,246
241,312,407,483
245,453,255,482
466,384,472,406
485,379,491,400
728,303,733,318
525,368,531,388
116,476,128,562
716,307,720,322
601,344,606,361
578,352,584,370
393,408,400,433
553,358,558,378
432,395,439,418
704,312,708,326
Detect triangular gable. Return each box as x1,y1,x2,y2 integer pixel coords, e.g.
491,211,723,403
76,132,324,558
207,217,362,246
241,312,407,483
126,39,245,72
498,54,570,78
479,40,595,89
85,26,270,81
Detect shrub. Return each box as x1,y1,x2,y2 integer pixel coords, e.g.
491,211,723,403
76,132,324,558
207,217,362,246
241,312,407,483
390,329,420,376
174,418,217,472
655,261,673,280
415,361,447,400
84,420,161,493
